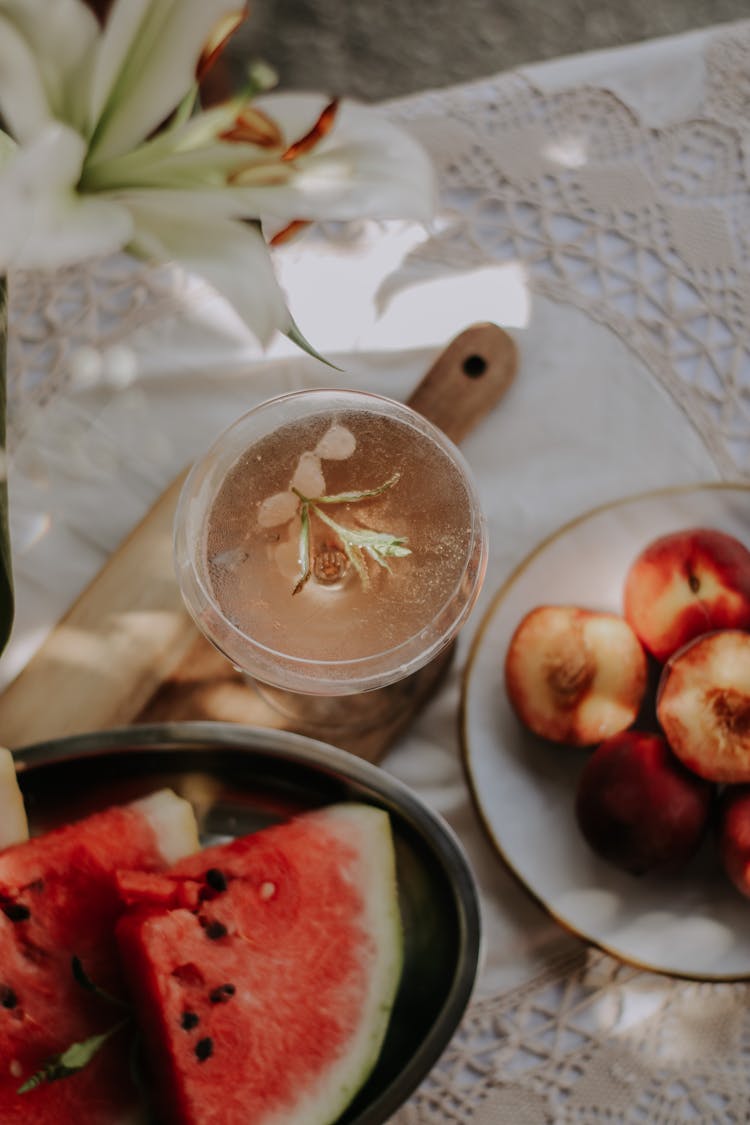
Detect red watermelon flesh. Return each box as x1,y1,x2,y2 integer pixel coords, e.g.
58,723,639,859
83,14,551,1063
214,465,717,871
0,789,199,1123
116,803,403,1125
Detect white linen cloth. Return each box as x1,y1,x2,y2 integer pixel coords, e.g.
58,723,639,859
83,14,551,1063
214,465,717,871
5,18,750,1123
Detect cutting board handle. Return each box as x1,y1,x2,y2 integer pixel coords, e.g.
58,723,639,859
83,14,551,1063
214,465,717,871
406,323,517,444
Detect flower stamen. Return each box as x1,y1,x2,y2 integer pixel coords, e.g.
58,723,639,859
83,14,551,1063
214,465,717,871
282,99,339,162
196,8,248,83
270,220,311,247
220,106,283,148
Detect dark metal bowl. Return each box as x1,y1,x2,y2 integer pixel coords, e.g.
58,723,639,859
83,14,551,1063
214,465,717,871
14,721,481,1124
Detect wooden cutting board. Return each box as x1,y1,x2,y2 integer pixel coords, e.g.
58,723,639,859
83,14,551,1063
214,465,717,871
0,324,517,762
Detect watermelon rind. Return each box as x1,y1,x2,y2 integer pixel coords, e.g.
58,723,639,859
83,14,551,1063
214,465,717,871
0,788,200,1123
0,747,27,849
281,803,403,1125
132,790,200,864
118,801,404,1125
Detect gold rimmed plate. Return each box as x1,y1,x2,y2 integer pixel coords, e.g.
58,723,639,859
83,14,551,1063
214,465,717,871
461,482,750,980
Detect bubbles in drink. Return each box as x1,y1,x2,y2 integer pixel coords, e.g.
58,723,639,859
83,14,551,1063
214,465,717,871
205,407,476,663
209,546,249,575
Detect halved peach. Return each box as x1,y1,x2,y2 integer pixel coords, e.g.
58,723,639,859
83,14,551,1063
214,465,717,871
656,630,750,783
624,528,750,663
575,731,713,875
504,605,647,745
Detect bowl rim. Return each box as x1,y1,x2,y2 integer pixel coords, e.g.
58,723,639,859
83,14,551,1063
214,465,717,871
13,720,482,1124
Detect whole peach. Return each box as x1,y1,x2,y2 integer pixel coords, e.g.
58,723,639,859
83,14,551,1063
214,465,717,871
719,786,750,898
575,731,713,875
623,527,750,663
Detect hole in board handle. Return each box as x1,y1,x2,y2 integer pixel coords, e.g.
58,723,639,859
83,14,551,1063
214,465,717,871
462,354,487,378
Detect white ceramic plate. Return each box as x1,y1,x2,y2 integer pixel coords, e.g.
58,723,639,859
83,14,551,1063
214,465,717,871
461,482,750,980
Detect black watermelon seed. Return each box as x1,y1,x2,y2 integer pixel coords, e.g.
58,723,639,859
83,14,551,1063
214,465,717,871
180,1011,199,1031
204,921,228,941
205,869,228,892
0,987,17,1009
195,1037,213,1062
2,904,30,923
209,983,236,1004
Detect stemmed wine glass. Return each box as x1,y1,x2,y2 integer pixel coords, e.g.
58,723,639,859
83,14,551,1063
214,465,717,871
174,387,487,734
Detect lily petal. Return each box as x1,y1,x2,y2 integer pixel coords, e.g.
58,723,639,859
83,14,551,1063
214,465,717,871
98,185,272,221
0,124,133,271
123,193,291,345
0,131,15,167
233,95,438,224
89,0,248,162
0,16,54,142
251,94,337,144
0,0,99,127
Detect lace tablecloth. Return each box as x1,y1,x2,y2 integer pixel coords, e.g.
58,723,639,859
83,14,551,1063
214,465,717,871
6,19,750,1125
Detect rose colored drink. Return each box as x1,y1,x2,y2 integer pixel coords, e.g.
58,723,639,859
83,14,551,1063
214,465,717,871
175,390,487,696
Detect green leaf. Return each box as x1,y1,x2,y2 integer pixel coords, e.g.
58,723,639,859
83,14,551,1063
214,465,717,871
287,472,409,595
0,278,13,657
314,473,402,506
71,955,131,1011
17,1020,127,1094
363,535,411,565
314,506,409,563
285,318,342,371
292,501,311,595
343,540,369,588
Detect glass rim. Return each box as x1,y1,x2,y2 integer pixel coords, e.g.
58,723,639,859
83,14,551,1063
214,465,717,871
174,387,488,690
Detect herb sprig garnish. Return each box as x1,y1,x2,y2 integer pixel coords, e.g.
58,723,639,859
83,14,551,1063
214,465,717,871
18,1021,128,1093
291,472,411,595
17,956,133,1095
71,955,132,1011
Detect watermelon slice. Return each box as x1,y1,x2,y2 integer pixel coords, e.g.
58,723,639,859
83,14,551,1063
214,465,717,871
116,803,403,1125
0,789,199,1122
0,747,28,848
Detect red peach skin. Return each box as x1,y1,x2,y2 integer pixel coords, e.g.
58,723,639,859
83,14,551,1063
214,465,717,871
624,527,750,663
719,786,750,898
575,731,713,875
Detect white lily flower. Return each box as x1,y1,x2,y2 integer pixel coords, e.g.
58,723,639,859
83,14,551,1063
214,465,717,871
0,124,133,270
0,0,437,346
